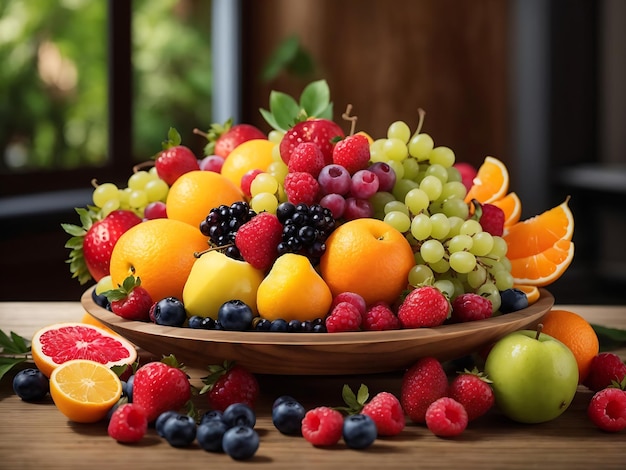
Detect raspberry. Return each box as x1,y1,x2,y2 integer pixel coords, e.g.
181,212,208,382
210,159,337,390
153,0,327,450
425,397,468,437
583,353,626,392
288,142,325,178
473,201,505,236
283,171,320,206
361,392,405,436
325,301,362,333
332,134,371,175
330,292,367,318
107,403,148,443
235,212,283,271
447,369,494,421
362,301,400,331
397,286,450,329
587,387,626,432
301,406,344,446
450,293,493,323
279,118,345,166
401,357,449,423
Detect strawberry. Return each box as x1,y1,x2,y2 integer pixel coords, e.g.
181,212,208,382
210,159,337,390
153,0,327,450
583,352,626,392
279,119,345,167
104,276,153,321
401,357,449,423
107,403,148,443
154,127,200,185
235,212,283,271
397,286,451,329
201,361,259,412
132,356,191,423
199,118,266,158
447,368,494,421
62,208,142,284
587,387,626,432
332,133,371,174
287,142,325,177
472,199,505,237
450,293,493,323
425,397,468,437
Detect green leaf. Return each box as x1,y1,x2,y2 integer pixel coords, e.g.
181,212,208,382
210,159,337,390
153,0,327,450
162,127,182,149
269,91,301,131
61,223,87,238
314,102,334,121
0,330,30,354
300,79,330,117
356,383,369,405
592,324,626,351
259,108,281,131
0,357,27,383
261,35,300,82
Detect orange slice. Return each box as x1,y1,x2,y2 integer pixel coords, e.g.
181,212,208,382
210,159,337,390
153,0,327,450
50,359,123,423
513,285,540,305
509,238,574,286
503,198,574,260
491,192,522,227
464,156,509,204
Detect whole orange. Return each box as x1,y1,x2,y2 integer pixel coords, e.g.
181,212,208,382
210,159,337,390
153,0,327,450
319,218,415,305
540,309,599,383
220,139,275,190
109,218,209,302
166,170,243,229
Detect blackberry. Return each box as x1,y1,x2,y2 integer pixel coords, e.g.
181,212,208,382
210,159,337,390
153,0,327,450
199,202,256,260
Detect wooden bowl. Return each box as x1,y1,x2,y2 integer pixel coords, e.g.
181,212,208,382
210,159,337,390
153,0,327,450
82,287,554,375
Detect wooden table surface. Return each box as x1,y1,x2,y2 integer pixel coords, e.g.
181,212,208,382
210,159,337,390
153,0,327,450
1,301,625,470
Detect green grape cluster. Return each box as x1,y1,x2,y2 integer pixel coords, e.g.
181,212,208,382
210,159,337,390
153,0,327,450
369,114,513,312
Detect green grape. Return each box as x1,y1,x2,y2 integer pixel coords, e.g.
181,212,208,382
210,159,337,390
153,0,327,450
267,161,289,181
408,264,434,286
447,216,465,237
271,143,282,162
128,170,152,191
408,133,434,161
419,175,443,201
369,139,387,162
404,188,429,214
370,191,397,218
433,279,455,299
439,181,467,201
442,198,469,219
413,251,425,265
459,219,483,236
402,157,420,181
149,166,159,177
482,258,504,274
449,251,477,273
128,189,148,209
95,275,115,295
384,200,409,215
250,192,278,214
446,165,462,183
383,138,409,162
429,258,450,274
451,278,466,298
501,256,512,273
384,211,411,233
93,182,119,208
429,213,451,240
410,213,432,240
494,270,514,291
420,239,445,264
447,234,473,253
428,146,456,167
387,120,411,143
490,236,508,258
118,188,132,209
268,129,284,144
425,164,448,183
470,231,494,256
145,178,169,202
101,198,120,217
476,282,501,313
385,159,405,180
392,178,419,202
467,265,487,289
251,173,279,196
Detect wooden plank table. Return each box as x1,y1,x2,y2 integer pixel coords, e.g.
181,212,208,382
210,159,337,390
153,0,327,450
1,301,625,469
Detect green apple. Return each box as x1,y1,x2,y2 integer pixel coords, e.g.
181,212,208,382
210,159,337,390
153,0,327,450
182,250,265,319
484,328,579,424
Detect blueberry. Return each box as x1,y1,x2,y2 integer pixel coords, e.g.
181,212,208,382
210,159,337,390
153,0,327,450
155,410,180,437
222,426,259,460
201,316,217,329
287,319,302,333
342,414,377,449
272,399,305,435
218,300,253,331
272,395,298,409
92,288,109,309
161,413,197,447
200,409,224,425
197,419,228,452
188,315,204,329
153,297,187,327
269,318,288,332
12,368,49,402
223,403,256,428
122,374,134,402
499,288,529,314
254,318,272,331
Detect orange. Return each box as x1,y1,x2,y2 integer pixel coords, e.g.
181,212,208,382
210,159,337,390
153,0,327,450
109,218,209,302
50,359,123,423
166,170,243,229
220,139,276,190
508,238,574,286
319,218,415,305
540,309,599,383
464,156,509,204
491,192,522,227
513,285,540,305
31,322,137,378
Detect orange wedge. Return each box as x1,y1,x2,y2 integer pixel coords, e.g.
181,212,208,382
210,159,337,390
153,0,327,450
509,238,574,286
513,285,540,305
491,192,522,227
464,156,509,204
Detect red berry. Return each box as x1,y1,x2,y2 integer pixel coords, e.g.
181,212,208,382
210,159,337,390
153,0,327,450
587,387,626,432
332,134,371,174
203,363,259,412
362,301,400,331
240,169,264,197
235,212,283,271
397,286,450,329
401,357,449,423
447,369,494,421
450,293,493,323
283,171,320,206
155,145,199,186
325,301,362,333
214,123,266,158
473,201,505,237
107,403,148,443
301,406,344,446
330,292,367,318
280,119,345,166
106,276,153,322
288,142,325,178
361,392,405,436
583,353,626,392
425,397,468,437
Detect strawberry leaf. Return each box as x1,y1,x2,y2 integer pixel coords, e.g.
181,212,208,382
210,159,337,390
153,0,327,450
335,383,369,415
268,91,301,131
161,127,182,150
61,206,102,285
300,79,331,118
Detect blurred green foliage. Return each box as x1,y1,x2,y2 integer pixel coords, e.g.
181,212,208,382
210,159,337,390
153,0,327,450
0,0,213,173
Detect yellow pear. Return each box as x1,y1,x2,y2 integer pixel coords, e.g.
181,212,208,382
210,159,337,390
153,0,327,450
183,250,265,319
257,253,332,322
